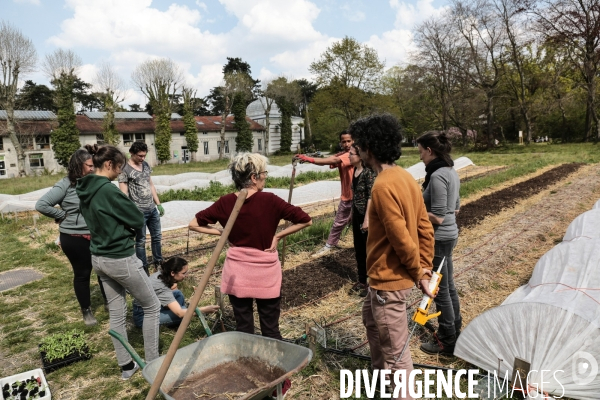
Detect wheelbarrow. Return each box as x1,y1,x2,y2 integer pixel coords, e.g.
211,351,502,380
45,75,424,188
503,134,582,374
111,330,312,400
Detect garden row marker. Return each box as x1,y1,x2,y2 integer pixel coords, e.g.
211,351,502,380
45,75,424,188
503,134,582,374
145,189,248,400
281,157,298,268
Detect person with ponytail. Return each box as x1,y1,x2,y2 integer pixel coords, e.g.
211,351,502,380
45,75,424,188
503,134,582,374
132,257,219,328
35,148,107,326
76,144,160,380
416,131,462,355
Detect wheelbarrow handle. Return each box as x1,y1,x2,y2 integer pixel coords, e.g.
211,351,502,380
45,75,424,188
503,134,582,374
108,329,147,369
145,189,248,400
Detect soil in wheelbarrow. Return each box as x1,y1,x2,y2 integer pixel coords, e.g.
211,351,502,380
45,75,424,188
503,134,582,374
168,357,286,400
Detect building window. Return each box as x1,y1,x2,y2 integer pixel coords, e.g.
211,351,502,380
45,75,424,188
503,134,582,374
35,135,50,150
20,136,34,150
29,153,44,168
202,131,208,135
224,140,230,154
123,133,145,146
203,142,209,155
0,139,3,151
96,134,105,145
217,141,221,154
258,139,262,151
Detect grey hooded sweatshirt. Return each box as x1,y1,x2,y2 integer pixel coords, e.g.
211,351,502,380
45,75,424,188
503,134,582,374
35,177,89,235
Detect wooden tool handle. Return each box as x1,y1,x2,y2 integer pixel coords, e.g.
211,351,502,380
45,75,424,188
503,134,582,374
145,189,248,400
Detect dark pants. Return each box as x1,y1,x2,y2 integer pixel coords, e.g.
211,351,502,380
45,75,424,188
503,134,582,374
60,232,107,309
351,208,368,284
135,207,163,273
228,295,282,340
433,238,462,338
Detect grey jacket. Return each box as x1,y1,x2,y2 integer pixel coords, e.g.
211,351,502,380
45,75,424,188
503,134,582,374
35,177,90,235
422,167,460,241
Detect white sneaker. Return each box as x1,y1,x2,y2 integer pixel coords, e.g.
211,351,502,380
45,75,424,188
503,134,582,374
121,361,139,380
312,245,333,258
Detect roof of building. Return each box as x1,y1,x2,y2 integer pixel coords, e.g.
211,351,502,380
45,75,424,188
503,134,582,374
246,97,281,118
194,115,265,131
0,110,57,120
84,111,153,120
0,120,57,136
76,115,185,134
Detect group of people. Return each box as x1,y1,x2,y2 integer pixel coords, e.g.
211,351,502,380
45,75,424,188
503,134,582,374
35,113,461,398
298,115,462,399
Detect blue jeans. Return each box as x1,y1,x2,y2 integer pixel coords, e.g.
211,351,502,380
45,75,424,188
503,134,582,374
432,238,462,338
133,290,186,328
135,207,163,271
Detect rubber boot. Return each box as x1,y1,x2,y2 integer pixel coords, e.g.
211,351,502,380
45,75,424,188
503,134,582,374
82,307,97,326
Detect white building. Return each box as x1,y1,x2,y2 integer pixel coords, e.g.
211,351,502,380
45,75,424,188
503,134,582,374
246,97,305,154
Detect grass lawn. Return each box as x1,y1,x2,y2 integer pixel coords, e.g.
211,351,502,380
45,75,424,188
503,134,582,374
0,142,595,398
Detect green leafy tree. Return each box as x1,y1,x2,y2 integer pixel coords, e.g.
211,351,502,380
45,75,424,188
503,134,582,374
132,58,183,163
42,49,82,168
16,80,54,111
233,91,253,152
182,87,199,161
268,77,302,153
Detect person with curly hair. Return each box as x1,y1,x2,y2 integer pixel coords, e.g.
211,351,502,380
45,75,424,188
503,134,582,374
416,131,462,355
295,131,354,257
77,144,160,380
132,257,219,328
35,148,107,326
350,114,435,399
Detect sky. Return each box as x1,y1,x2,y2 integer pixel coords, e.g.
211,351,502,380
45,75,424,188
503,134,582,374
4,0,448,108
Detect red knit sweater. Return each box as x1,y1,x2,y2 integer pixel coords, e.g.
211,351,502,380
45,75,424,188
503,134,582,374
195,192,311,250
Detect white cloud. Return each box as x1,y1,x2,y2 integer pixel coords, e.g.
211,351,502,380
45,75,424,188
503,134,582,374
366,0,448,67
390,0,448,30
341,3,366,22
219,0,322,42
269,37,337,79
13,0,40,5
195,0,208,12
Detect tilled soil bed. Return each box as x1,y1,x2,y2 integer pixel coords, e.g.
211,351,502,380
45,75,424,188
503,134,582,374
457,162,583,230
280,162,585,309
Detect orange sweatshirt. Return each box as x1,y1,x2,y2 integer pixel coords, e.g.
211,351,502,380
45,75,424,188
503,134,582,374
367,166,435,291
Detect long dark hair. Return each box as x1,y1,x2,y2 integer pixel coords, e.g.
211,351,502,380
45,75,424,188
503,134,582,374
416,131,453,166
84,144,126,170
158,257,188,288
67,149,93,186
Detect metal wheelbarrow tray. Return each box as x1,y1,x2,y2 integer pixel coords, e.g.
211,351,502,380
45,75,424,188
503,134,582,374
142,332,312,400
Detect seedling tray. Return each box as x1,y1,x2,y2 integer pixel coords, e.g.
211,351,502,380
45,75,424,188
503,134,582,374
0,368,50,400
38,345,91,373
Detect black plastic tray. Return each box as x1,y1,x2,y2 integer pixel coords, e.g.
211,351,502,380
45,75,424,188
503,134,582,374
38,345,91,372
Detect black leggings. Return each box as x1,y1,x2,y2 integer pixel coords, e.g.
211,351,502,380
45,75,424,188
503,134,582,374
60,233,107,309
228,295,282,340
351,208,368,284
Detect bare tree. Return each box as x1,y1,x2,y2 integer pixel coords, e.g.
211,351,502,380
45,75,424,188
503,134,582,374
533,0,600,141
42,48,81,82
131,58,184,163
255,78,276,155
95,62,125,145
215,72,254,159
0,21,37,176
452,0,507,148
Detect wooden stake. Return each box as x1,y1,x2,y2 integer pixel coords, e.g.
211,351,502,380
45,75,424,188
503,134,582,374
145,189,248,400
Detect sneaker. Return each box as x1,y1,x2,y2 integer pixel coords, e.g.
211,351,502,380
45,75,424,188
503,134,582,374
312,245,333,258
121,362,139,380
271,378,291,399
81,307,97,326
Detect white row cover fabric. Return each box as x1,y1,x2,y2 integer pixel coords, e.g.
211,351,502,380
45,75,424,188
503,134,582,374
593,199,600,209
0,158,475,222
454,237,600,400
563,209,600,241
